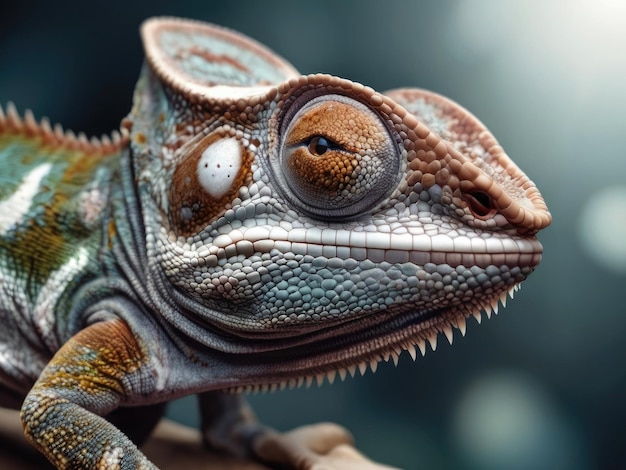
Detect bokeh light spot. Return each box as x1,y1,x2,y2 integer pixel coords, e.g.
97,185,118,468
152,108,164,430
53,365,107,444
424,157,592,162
578,186,626,274
451,372,587,470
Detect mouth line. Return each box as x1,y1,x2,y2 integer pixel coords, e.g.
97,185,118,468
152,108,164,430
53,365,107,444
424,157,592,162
203,225,543,267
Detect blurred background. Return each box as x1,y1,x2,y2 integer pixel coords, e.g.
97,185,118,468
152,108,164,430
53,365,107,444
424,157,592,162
1,1,624,469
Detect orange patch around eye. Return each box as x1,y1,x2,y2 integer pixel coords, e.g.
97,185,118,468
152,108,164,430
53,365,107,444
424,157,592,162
287,147,357,194
283,100,389,196
170,133,252,236
285,101,383,153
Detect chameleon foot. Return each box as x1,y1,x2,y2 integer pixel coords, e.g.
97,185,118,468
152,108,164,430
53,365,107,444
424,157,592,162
253,422,399,470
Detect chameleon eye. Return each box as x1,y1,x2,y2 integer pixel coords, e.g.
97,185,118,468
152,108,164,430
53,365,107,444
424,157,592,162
465,191,496,219
276,94,401,219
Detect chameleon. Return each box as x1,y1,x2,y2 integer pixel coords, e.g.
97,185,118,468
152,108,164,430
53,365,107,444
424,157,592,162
0,16,551,469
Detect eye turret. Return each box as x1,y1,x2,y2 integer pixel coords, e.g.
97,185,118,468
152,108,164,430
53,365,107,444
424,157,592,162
275,94,401,220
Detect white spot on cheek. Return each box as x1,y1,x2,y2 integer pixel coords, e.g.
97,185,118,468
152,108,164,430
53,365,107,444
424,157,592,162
197,138,241,198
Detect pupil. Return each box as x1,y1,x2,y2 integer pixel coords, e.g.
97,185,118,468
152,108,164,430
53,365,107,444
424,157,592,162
467,191,493,217
309,136,329,155
472,191,491,208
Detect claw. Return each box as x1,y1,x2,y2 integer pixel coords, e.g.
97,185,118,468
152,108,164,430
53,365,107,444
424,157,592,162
457,316,467,336
473,310,482,324
417,339,426,356
443,324,453,345
406,343,417,361
427,333,437,351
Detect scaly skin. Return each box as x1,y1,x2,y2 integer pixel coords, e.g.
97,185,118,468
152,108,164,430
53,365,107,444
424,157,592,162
0,17,551,469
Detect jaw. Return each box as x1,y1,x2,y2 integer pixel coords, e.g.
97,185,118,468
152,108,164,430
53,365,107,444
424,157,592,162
221,278,526,393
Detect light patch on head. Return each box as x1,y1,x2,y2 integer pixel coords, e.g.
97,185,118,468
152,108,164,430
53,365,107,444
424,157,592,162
0,163,52,235
197,137,242,199
33,247,90,351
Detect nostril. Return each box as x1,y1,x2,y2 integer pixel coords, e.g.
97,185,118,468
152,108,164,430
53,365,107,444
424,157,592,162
465,191,496,219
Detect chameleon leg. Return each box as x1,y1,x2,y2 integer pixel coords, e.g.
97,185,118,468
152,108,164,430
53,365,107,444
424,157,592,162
20,318,157,469
198,391,394,469
198,390,264,457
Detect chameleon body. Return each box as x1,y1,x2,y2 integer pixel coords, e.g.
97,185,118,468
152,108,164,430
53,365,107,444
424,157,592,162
0,17,551,469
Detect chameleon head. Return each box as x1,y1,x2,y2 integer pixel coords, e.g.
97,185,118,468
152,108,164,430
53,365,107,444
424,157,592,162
130,18,551,386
